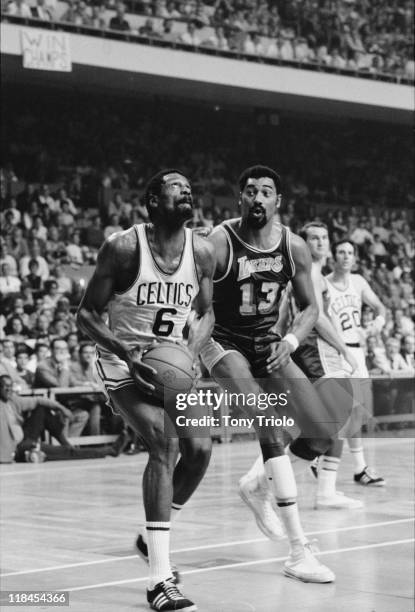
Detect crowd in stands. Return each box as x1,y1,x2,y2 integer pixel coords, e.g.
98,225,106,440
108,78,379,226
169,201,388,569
2,0,414,80
0,88,413,461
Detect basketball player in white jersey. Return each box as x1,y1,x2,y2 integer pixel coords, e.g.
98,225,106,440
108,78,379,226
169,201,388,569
326,239,385,486
77,170,215,612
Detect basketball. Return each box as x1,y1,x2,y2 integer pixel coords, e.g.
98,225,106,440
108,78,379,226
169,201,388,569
141,341,197,399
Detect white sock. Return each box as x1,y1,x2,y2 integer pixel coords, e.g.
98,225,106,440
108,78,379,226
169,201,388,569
146,521,172,589
317,456,340,497
285,446,311,478
142,504,183,545
265,456,307,554
348,443,366,474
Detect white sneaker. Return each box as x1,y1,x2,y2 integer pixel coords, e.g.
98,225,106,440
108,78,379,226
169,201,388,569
284,541,335,583
315,491,363,510
238,473,285,541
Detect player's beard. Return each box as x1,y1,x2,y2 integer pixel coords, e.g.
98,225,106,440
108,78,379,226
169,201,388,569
161,199,193,229
246,206,267,229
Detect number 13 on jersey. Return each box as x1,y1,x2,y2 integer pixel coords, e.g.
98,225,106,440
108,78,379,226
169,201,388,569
239,281,279,315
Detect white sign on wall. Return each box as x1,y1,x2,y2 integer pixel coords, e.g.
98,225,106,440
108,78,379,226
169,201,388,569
20,29,72,72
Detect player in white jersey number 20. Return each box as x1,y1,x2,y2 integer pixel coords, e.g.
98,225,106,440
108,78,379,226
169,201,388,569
325,239,386,487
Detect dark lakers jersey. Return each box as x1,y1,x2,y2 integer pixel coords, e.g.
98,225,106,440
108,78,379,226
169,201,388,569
213,219,295,335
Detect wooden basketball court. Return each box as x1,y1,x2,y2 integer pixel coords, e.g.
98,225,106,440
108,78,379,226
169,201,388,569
1,434,413,612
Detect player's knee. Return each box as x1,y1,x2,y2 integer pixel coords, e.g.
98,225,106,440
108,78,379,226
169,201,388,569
181,438,212,471
260,439,285,460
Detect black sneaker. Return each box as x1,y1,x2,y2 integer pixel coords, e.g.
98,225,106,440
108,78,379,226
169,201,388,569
147,578,196,611
135,534,181,585
354,466,386,487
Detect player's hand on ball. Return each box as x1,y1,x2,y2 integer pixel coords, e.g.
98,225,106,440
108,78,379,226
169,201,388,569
266,340,291,372
126,346,157,393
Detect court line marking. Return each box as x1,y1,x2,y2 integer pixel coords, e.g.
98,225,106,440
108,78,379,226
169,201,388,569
64,538,414,592
0,436,412,477
1,517,413,577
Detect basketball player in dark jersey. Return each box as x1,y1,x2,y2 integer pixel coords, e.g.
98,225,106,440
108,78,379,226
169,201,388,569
200,165,337,583
77,170,215,612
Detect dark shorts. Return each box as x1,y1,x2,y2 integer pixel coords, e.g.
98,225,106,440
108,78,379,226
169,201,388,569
200,327,281,377
292,335,345,380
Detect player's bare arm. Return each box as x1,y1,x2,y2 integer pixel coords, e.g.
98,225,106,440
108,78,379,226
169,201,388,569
76,230,156,392
186,235,216,357
267,234,318,371
358,275,386,329
312,268,358,372
207,225,230,279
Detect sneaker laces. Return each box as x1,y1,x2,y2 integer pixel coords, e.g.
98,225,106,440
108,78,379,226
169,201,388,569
162,578,183,601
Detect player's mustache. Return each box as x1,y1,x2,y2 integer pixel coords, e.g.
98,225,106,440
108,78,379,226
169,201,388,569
251,205,265,214
177,197,193,205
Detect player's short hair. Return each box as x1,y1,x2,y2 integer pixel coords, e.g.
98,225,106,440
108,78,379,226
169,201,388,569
331,238,358,258
299,222,328,241
144,168,185,219
238,165,282,194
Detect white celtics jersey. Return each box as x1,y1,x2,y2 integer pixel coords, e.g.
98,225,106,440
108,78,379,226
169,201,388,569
100,224,199,357
326,274,362,344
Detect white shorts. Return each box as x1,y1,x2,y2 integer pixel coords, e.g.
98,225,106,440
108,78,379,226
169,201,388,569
94,350,136,394
342,346,369,378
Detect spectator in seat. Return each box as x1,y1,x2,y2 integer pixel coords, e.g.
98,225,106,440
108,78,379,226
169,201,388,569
31,0,53,20
0,263,21,297
69,341,103,435
23,258,44,298
1,197,21,226
52,265,73,296
401,335,415,370
372,337,414,375
179,21,201,46
202,26,229,50
84,215,105,249
31,312,51,342
35,184,58,215
32,215,48,243
160,18,177,43
110,3,130,31
19,239,49,281
0,241,18,277
34,338,89,437
104,214,123,239
9,227,29,262
394,308,414,336
0,340,27,391
4,316,29,344
139,18,161,38
57,200,75,232
27,342,49,374
6,0,32,17
43,280,61,310
108,191,132,223
65,230,84,265
164,0,180,19
15,348,34,389
0,375,128,463
330,48,347,69
90,4,107,29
